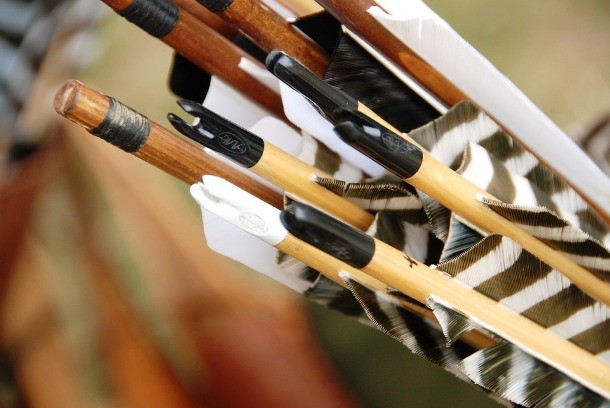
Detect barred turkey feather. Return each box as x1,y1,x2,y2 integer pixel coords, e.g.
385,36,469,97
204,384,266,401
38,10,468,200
427,298,480,346
342,275,522,407
323,35,440,133
440,215,483,262
481,201,610,278
285,119,610,404
254,20,610,406
304,275,367,319
367,0,610,215
409,101,610,242
340,275,474,375
436,235,610,361
461,343,610,407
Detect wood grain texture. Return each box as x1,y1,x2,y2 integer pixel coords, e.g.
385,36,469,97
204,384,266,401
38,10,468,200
55,80,283,209
275,0,323,17
315,0,466,107
253,142,375,230
101,0,285,118
173,0,238,38
213,0,330,76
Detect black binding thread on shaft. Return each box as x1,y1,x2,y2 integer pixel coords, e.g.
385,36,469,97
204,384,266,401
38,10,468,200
196,0,234,13
91,97,151,153
118,0,179,38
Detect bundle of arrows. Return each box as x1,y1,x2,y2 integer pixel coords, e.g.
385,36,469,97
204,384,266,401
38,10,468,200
54,0,610,406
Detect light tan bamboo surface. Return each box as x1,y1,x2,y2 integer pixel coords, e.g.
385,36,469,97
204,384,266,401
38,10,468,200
357,103,610,307
277,234,496,350
275,0,323,17
55,81,374,230
68,124,358,408
315,0,610,225
203,0,330,76
367,240,610,400
54,80,283,209
253,142,375,230
100,0,285,119
284,230,610,400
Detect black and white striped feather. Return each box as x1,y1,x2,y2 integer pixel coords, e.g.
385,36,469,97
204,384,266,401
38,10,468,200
409,101,610,244
275,110,610,405
461,343,610,407
436,235,610,362
267,30,610,406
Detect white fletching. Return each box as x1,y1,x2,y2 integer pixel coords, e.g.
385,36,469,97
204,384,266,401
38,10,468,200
190,177,311,293
279,82,387,177
191,176,287,246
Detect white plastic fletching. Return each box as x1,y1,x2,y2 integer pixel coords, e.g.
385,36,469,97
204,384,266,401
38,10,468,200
191,176,287,246
238,58,281,94
279,82,387,177
203,77,269,129
190,177,311,293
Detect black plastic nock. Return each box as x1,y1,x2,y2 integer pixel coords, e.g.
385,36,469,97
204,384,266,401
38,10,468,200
332,108,423,179
280,202,375,269
167,99,264,168
265,51,357,120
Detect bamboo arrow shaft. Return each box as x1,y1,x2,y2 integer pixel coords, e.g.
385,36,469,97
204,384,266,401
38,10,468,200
277,234,495,350
410,153,610,306
254,143,374,230
54,80,283,209
366,241,610,400
356,103,610,307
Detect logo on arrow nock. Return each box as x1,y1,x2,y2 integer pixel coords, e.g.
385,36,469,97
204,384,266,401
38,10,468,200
381,132,413,154
218,132,248,155
239,213,268,234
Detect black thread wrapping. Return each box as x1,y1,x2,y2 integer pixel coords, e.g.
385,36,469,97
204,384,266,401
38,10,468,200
91,97,150,153
197,0,234,13
118,0,179,38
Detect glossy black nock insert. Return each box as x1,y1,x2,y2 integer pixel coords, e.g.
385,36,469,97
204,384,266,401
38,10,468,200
332,108,423,179
280,202,375,269
196,0,234,13
265,51,357,120
167,99,264,168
